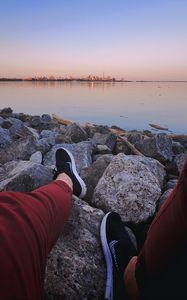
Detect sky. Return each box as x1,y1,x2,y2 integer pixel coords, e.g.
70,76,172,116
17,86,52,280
0,0,187,80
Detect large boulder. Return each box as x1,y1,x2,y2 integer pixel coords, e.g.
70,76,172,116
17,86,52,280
0,160,52,192
0,136,42,164
43,142,93,173
44,196,105,300
92,153,161,223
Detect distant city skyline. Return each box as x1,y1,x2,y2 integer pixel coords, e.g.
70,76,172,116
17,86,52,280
0,0,187,81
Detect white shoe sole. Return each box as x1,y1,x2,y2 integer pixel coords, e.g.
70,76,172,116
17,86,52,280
60,147,87,198
100,212,113,300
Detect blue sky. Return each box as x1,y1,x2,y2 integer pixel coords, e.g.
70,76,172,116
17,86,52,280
0,0,187,80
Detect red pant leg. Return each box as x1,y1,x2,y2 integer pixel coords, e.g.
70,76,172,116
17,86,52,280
0,180,72,300
135,160,187,299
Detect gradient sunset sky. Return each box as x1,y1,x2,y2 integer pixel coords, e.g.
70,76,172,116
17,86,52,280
1,0,187,80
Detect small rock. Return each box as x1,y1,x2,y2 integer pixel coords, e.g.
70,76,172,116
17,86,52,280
92,132,117,152
84,124,111,138
55,134,72,144
114,139,132,155
42,114,52,123
30,151,43,164
0,107,13,115
96,144,112,154
172,141,185,154
40,130,58,146
65,123,88,143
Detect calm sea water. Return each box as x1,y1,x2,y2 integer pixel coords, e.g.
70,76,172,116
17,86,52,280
0,81,187,134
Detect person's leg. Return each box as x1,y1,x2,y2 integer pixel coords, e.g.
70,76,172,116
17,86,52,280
0,147,87,300
124,159,187,299
0,177,72,300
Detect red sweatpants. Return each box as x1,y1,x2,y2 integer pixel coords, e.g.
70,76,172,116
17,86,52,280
135,160,187,299
0,180,72,300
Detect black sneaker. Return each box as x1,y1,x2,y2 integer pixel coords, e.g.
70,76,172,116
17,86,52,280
53,147,87,199
100,212,137,300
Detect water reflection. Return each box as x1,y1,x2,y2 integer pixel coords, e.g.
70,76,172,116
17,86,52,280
0,81,186,133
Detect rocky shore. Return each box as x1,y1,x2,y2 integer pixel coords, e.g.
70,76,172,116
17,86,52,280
0,107,187,299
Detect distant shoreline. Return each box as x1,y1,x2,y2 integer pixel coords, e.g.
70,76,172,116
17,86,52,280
0,78,187,83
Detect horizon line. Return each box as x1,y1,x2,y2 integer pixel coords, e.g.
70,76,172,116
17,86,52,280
0,77,187,83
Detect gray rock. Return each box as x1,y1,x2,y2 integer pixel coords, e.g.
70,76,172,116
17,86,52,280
0,127,12,148
84,124,111,138
130,155,166,188
174,153,187,174
1,120,12,129
30,151,43,164
40,130,58,146
114,140,132,155
15,125,40,139
0,160,52,192
0,116,4,125
55,134,72,144
92,153,161,223
42,114,52,123
92,132,117,151
134,133,173,163
172,141,185,154
0,107,13,115
38,138,51,154
96,144,112,154
171,136,187,150
27,115,42,127
5,117,23,137
81,154,114,202
157,188,173,211
44,196,105,300
65,123,88,143
127,132,148,145
26,115,58,131
43,142,93,173
0,161,18,181
0,136,43,164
